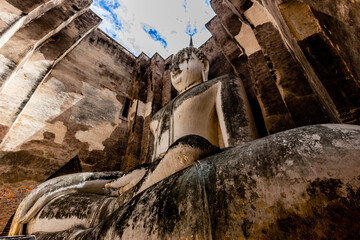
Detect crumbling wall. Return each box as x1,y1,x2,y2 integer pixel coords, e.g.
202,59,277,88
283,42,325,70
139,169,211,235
206,0,360,137
0,29,136,182
0,0,138,233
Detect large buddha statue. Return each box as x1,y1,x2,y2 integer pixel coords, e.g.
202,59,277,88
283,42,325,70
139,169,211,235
149,46,258,161
8,46,360,239
9,45,257,236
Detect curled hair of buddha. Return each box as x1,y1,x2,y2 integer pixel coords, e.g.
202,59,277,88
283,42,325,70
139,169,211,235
170,47,209,72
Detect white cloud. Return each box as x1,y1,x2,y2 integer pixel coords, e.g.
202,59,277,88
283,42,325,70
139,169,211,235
90,0,215,58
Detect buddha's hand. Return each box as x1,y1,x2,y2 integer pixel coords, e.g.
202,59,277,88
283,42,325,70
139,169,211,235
105,166,148,196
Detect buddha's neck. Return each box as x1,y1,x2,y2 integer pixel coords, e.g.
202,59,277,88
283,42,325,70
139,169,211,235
179,81,202,94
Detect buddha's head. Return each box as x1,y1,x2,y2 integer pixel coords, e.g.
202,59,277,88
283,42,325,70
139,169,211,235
170,47,209,93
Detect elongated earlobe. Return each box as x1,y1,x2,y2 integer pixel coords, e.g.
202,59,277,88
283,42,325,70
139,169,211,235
202,60,209,82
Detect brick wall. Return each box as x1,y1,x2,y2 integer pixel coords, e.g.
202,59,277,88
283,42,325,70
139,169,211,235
0,182,37,236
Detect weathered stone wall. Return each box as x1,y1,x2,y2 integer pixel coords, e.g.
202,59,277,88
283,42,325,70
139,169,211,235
121,53,151,171
207,0,360,136
0,27,136,182
199,37,234,80
122,53,178,168
278,1,360,123
0,0,140,233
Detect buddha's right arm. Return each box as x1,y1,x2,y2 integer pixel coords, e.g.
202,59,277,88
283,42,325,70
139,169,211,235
9,171,124,236
105,167,148,196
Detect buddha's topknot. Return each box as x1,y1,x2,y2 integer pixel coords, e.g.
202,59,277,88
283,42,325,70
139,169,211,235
170,47,208,73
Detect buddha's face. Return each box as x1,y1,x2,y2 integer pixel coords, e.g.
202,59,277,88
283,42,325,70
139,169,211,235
170,49,208,93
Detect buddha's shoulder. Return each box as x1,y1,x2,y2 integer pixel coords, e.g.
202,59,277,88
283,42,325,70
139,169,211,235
151,74,238,119
176,74,238,100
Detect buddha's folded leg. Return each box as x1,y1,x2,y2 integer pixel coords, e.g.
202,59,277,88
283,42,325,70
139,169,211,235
27,192,119,234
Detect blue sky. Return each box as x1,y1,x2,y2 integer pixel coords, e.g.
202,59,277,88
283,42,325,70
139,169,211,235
90,0,215,58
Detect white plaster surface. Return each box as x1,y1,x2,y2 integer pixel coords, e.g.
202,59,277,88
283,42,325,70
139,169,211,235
73,82,122,151
27,215,88,234
151,82,226,161
235,23,262,56
0,0,65,49
106,168,147,195
149,119,159,137
31,121,67,144
75,122,115,151
0,54,14,83
215,83,230,147
244,1,272,27
0,12,20,25
136,100,152,118
0,15,25,49
137,143,204,194
173,83,221,146
0,1,22,25
152,122,170,159
171,52,208,93
1,77,82,151
0,58,52,125
279,2,322,41
157,129,170,157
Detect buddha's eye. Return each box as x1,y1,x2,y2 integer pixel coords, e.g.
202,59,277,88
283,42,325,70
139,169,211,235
174,65,179,70
170,63,180,74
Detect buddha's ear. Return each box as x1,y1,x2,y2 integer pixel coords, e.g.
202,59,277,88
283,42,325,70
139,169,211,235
202,60,209,82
